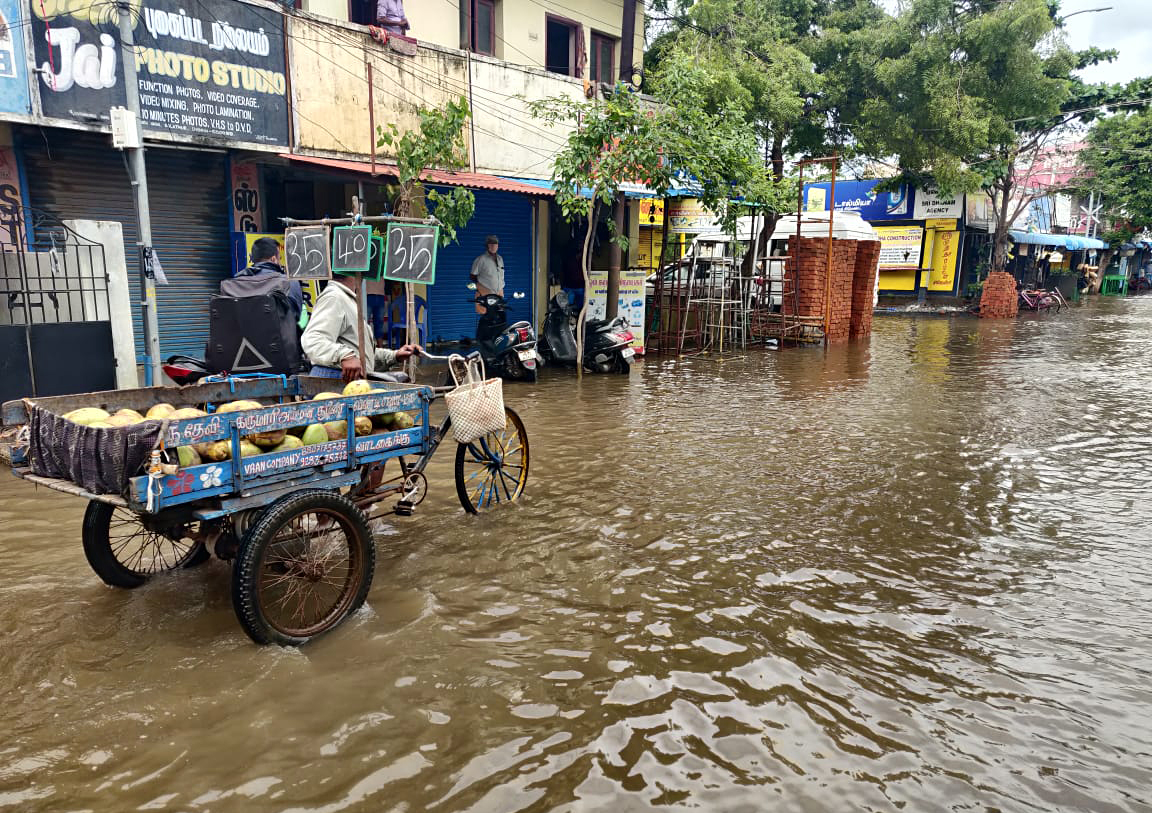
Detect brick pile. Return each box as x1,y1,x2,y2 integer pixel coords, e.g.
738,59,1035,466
978,271,1019,318
785,237,878,343
850,240,882,339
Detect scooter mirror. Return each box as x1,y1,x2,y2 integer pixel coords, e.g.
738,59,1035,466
554,290,569,307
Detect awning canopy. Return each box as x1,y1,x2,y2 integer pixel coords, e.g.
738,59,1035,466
279,154,555,198
1009,230,1107,250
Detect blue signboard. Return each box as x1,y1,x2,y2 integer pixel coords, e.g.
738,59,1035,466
0,0,31,114
803,180,913,221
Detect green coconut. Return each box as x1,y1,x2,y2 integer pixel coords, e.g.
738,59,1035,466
176,446,201,468
239,440,261,457
272,435,304,453
372,412,397,429
393,412,415,430
300,423,329,446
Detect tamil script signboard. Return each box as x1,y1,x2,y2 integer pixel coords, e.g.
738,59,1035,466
804,180,912,222
31,0,288,147
874,225,924,269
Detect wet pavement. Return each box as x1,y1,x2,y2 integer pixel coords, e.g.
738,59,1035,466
2,297,1151,812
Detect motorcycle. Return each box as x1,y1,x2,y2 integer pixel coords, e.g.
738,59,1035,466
537,290,636,374
473,292,539,382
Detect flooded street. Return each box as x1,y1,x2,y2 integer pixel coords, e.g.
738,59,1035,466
3,298,1152,812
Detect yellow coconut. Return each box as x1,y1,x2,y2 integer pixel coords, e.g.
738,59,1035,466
393,412,416,430
104,414,141,428
323,420,348,441
169,407,207,420
64,407,110,425
342,380,375,396
145,403,175,420
246,429,287,449
354,416,373,436
115,408,145,421
216,400,262,413
313,391,343,401
201,441,232,462
272,435,304,453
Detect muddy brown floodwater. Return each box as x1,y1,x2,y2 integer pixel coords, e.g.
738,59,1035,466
3,298,1152,812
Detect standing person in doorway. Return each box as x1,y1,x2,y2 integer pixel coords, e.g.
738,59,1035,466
301,276,421,382
471,235,504,313
376,0,409,35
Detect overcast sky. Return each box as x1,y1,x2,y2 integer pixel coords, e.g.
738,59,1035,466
1062,1,1152,85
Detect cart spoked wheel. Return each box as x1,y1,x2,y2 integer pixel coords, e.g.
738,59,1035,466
232,490,375,646
454,407,530,514
82,501,210,589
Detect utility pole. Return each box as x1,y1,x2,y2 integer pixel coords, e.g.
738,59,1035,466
117,1,162,385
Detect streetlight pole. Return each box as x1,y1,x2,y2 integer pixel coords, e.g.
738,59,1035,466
117,1,162,386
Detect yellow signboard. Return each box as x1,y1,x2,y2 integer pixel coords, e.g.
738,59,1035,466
925,218,958,231
667,198,717,233
806,187,827,212
927,228,961,292
639,198,664,227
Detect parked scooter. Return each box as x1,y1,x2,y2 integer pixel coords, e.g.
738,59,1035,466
474,292,539,382
537,290,636,374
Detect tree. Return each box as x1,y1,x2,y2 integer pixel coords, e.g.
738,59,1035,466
530,82,771,370
376,97,477,375
1078,107,1152,240
645,0,887,266
852,0,1130,297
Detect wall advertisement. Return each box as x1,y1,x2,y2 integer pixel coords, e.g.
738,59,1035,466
31,0,289,146
874,225,924,269
0,0,31,114
587,269,646,354
667,198,719,234
804,180,912,221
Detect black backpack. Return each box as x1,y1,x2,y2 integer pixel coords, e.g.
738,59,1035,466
205,291,303,376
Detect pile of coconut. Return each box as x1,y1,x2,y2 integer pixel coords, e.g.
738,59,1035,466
56,380,418,468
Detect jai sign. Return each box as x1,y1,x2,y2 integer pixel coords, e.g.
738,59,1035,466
30,0,289,147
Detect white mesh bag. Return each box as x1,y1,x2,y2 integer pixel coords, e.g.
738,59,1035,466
444,355,506,443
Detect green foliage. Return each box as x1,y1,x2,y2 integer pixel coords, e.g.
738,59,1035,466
1080,108,1152,233
376,96,475,245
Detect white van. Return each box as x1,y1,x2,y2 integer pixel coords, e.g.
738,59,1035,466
645,211,880,307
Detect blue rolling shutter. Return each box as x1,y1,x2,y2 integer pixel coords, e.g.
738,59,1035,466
427,188,534,343
19,130,229,361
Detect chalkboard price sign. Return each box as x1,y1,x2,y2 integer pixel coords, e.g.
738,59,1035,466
283,226,332,280
332,225,374,275
384,223,440,284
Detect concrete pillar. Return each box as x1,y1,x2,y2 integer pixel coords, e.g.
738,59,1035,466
64,220,139,389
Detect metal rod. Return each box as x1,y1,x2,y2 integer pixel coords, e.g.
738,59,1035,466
368,62,377,175
281,215,434,226
822,153,838,345
118,1,162,385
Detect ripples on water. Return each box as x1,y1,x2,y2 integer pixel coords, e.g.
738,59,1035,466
2,299,1151,812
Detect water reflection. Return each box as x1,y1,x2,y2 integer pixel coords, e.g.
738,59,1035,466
2,298,1151,811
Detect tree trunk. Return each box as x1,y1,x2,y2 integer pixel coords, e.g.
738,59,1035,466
607,192,626,319
576,201,599,380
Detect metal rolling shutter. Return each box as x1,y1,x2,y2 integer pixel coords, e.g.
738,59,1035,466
19,130,229,361
427,188,534,343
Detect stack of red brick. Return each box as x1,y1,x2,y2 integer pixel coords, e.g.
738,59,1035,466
784,237,882,342
978,271,1019,318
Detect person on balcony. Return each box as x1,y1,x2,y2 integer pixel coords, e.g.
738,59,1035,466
376,0,409,35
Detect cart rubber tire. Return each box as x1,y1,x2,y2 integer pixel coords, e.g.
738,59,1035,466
231,489,375,646
454,407,530,514
81,501,209,589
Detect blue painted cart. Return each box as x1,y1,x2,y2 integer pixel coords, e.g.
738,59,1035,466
2,372,529,645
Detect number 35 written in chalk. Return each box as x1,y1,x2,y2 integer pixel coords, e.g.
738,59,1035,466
283,226,332,279
384,223,439,284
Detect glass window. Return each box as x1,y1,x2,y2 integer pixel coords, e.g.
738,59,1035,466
473,0,495,56
590,33,614,83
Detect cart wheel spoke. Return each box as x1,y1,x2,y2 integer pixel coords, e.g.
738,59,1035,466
233,491,375,646
454,409,529,514
82,502,209,589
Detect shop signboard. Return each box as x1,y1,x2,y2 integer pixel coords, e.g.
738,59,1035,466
803,180,912,221
0,0,31,114
231,162,263,232
926,228,960,292
874,225,924,268
965,193,995,230
31,0,289,147
0,147,24,245
639,198,664,227
587,269,646,354
667,198,718,234
913,184,964,220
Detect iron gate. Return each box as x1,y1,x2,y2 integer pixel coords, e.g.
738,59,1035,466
0,214,116,403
